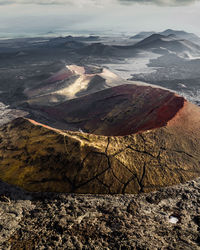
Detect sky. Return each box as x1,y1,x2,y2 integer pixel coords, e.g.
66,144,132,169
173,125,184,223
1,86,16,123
0,0,200,37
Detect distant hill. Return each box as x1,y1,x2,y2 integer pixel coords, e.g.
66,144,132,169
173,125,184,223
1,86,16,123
133,34,165,48
77,43,116,56
44,35,99,49
160,29,200,44
132,33,200,58
24,65,124,106
131,29,200,45
130,31,155,40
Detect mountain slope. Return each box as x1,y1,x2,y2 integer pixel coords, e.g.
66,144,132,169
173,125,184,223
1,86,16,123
24,65,123,106
131,29,200,44
160,29,200,44
130,31,155,40
36,84,185,135
133,34,200,58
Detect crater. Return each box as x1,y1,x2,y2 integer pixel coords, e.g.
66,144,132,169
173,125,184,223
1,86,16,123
0,84,200,194
38,84,185,136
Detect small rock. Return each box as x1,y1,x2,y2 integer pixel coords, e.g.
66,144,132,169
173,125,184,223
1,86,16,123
0,195,10,203
127,201,138,215
193,216,200,226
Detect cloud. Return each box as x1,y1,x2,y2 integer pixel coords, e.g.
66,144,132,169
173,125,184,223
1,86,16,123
0,0,111,6
0,0,70,4
118,0,197,6
0,0,197,6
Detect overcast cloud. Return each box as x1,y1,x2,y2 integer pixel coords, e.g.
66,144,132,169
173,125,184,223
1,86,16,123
119,0,197,6
0,0,199,37
0,0,197,6
0,0,111,6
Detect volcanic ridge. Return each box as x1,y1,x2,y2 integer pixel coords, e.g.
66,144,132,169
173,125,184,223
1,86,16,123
24,65,122,106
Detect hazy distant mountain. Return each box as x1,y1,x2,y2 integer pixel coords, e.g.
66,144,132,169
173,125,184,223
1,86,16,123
133,34,165,48
160,29,200,44
131,29,200,45
78,43,116,56
130,31,155,40
44,36,99,49
133,33,200,58
49,35,99,43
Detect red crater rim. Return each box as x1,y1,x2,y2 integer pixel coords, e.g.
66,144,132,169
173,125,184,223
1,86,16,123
37,84,186,136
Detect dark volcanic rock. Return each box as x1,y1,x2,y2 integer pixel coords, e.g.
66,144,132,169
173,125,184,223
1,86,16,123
78,43,115,56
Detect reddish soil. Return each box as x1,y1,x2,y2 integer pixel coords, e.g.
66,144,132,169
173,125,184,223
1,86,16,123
36,84,192,136
46,68,74,83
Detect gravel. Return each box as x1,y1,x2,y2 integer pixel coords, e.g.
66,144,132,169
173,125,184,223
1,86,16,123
0,178,200,249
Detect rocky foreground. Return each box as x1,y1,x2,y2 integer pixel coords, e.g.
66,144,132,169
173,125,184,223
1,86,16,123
0,178,200,249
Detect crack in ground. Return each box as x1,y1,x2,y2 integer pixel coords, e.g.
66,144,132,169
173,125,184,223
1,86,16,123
73,166,111,191
138,163,146,193
96,177,111,193
105,137,110,155
122,175,138,194
110,168,126,185
128,145,156,159
160,147,196,159
73,151,94,185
